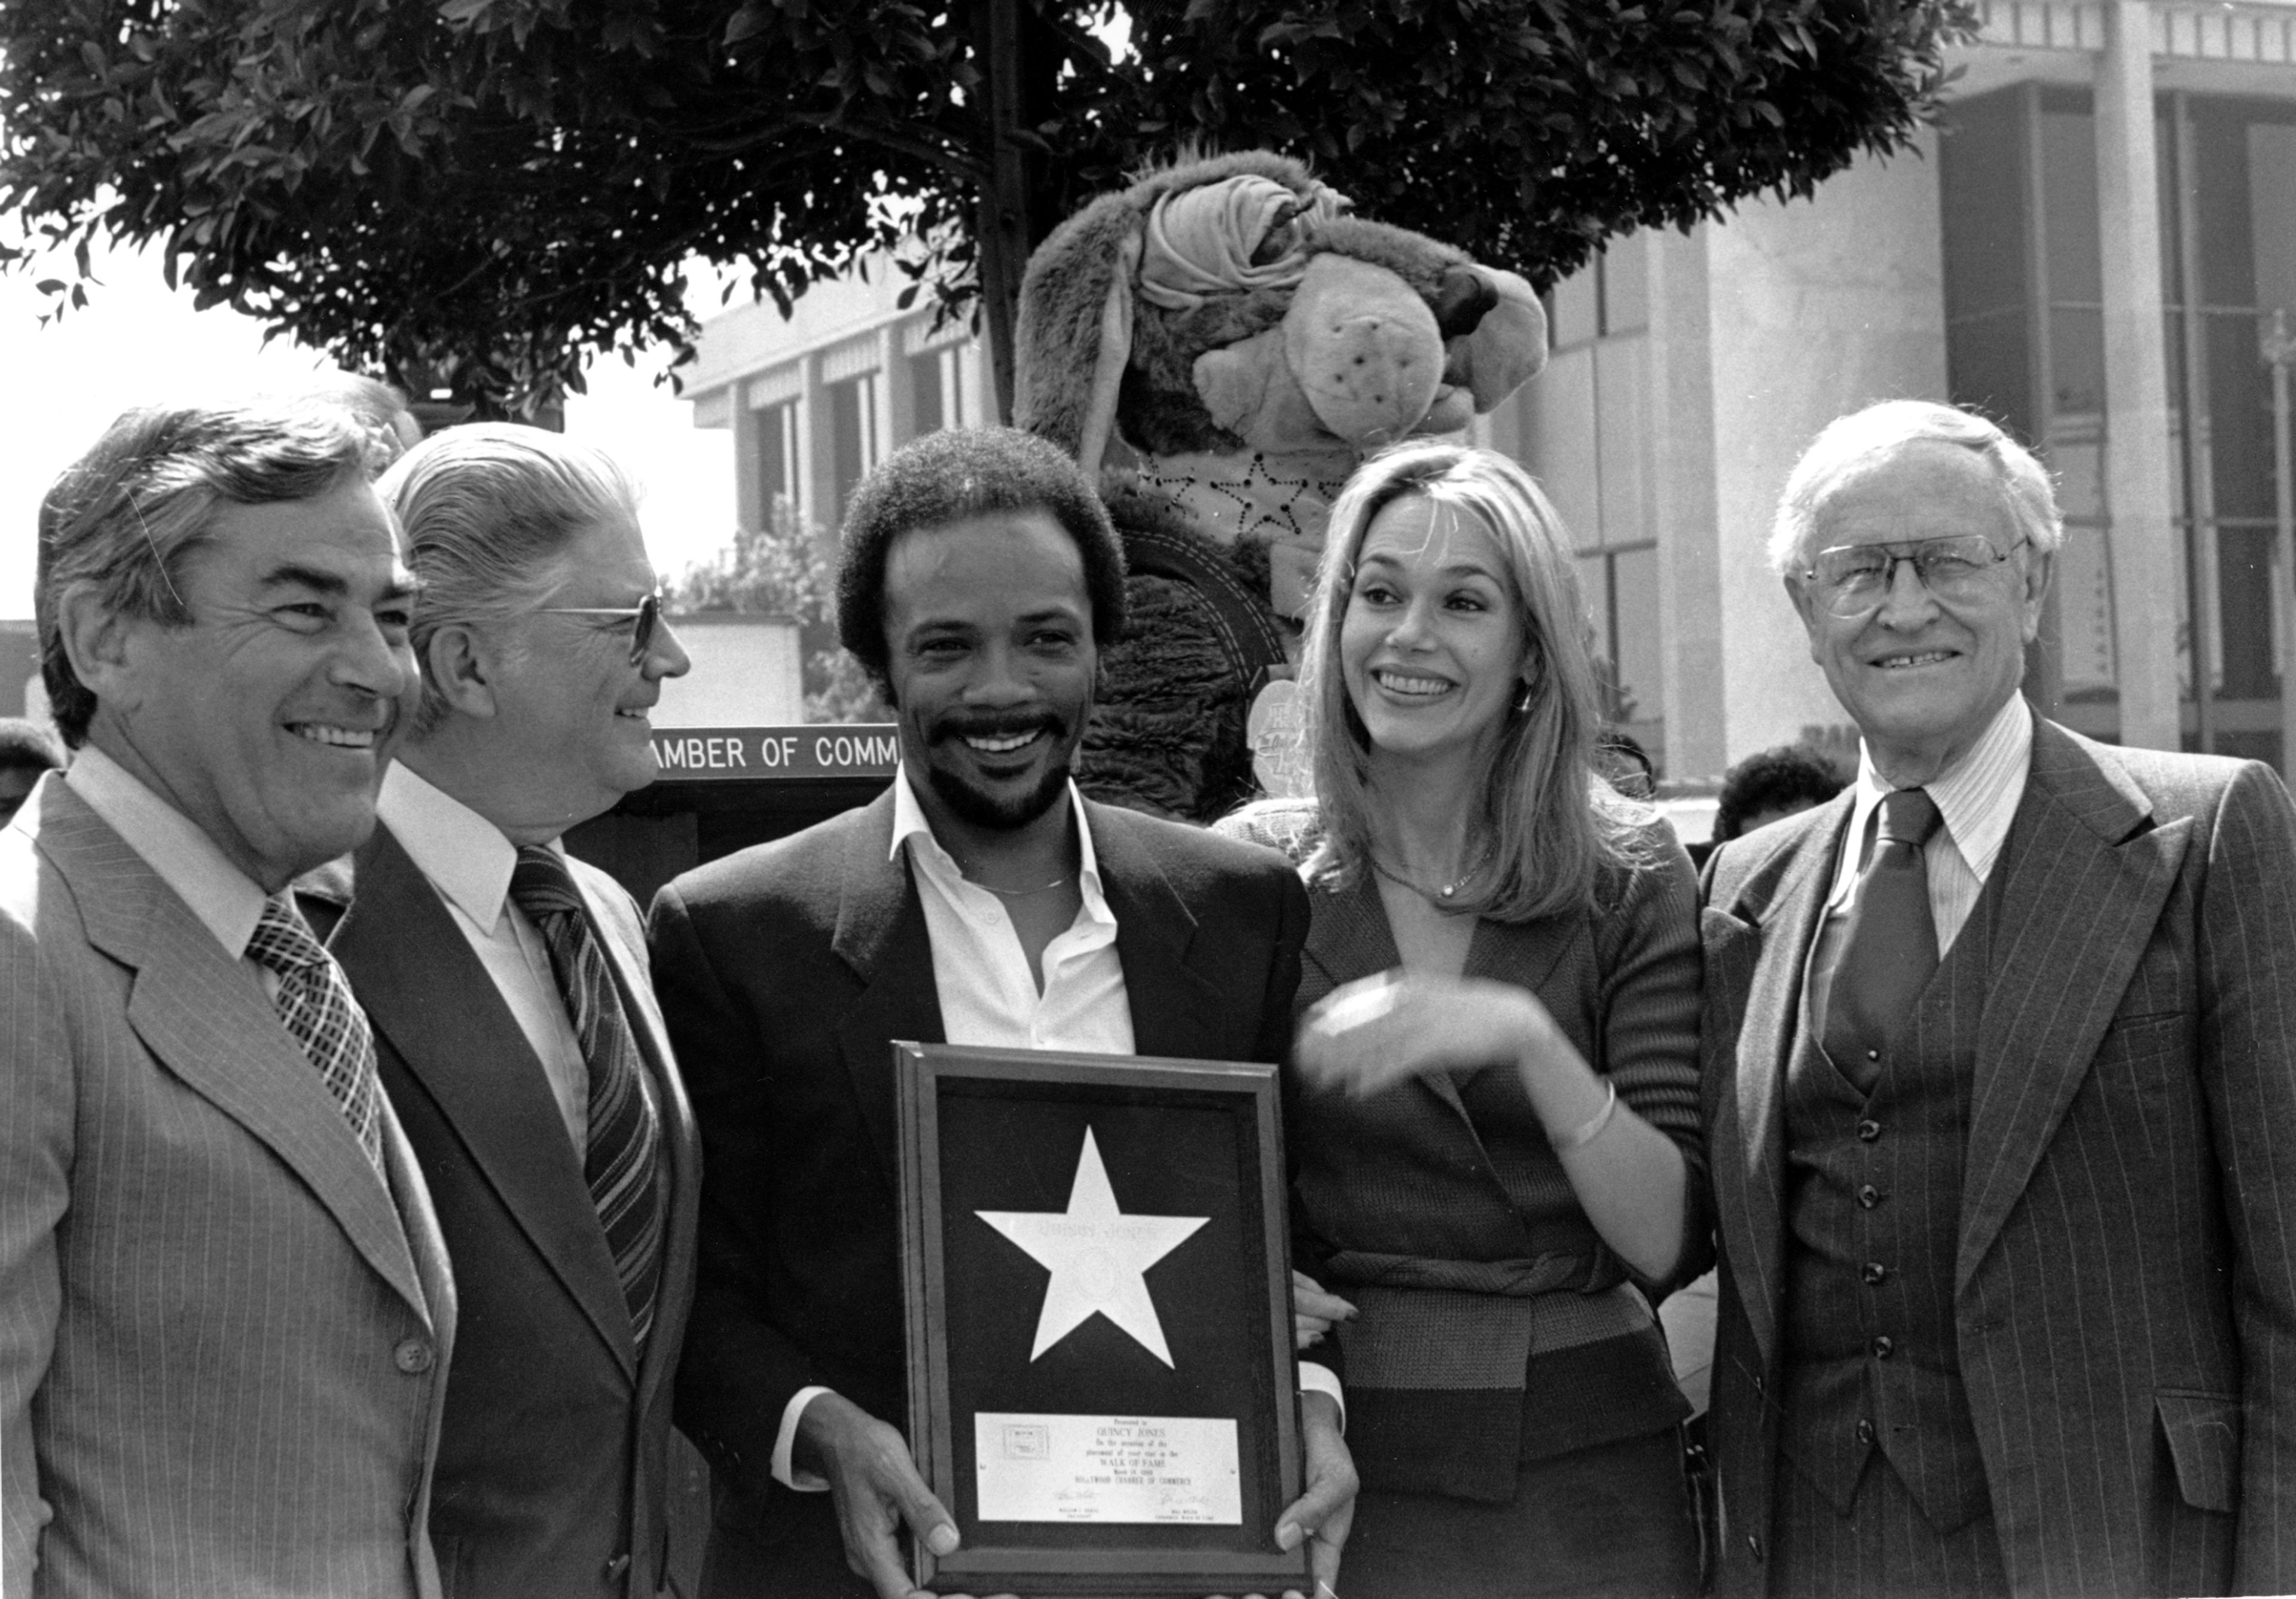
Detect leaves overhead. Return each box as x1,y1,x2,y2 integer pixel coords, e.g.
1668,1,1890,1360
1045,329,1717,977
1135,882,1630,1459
0,0,1974,415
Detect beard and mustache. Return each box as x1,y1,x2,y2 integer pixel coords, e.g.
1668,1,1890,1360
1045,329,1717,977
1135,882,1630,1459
921,709,1078,832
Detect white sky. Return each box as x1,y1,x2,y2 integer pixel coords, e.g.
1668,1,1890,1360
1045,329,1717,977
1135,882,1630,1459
0,236,736,620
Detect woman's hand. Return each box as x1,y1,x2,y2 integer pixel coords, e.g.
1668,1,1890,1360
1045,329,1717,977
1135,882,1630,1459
1292,1268,1355,1350
1295,970,1567,1097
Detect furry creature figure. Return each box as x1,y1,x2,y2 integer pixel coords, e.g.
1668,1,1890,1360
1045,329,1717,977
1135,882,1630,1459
1015,150,1548,821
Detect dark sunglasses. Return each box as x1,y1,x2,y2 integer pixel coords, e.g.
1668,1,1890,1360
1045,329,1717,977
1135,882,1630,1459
536,589,664,665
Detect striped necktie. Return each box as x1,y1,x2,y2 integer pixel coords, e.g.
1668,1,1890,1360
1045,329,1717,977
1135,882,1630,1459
509,846,666,1351
247,895,387,1179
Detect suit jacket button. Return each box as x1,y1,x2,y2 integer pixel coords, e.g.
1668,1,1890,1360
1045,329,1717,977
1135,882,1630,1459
1863,1262,1888,1285
604,1552,631,1582
1857,1184,1882,1208
1856,1418,1876,1445
1752,1374,1765,1395
1747,1531,1764,1561
1871,1335,1895,1359
1857,1118,1882,1142
393,1337,434,1375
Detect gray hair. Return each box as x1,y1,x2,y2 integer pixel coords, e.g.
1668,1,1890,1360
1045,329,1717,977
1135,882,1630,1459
1767,400,2063,577
378,424,640,736
37,402,381,748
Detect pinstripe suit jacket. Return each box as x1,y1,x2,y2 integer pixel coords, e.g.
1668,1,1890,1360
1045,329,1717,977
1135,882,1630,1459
1700,717,2296,1597
0,776,457,1599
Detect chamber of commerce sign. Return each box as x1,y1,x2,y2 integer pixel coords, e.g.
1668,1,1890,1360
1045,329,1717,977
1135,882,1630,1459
650,725,900,781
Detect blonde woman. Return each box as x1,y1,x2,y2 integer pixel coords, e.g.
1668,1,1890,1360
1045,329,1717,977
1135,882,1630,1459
1219,442,1707,1597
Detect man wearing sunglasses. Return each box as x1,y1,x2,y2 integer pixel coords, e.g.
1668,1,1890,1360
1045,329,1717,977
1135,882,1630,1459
321,424,703,1598
1697,399,2296,1598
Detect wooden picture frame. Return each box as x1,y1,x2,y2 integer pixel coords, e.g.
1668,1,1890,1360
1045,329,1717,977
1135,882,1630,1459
894,1042,1310,1596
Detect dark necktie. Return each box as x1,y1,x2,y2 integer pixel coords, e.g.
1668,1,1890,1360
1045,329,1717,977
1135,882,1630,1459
1821,787,1943,1094
248,895,387,1179
509,846,666,1351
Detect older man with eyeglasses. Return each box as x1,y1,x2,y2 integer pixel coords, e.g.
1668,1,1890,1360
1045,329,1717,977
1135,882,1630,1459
1697,399,2296,1599
311,423,704,1598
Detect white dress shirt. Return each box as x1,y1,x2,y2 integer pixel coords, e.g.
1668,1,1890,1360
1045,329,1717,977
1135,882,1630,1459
66,745,276,990
774,768,1338,1490
376,763,591,1150
1822,692,2035,956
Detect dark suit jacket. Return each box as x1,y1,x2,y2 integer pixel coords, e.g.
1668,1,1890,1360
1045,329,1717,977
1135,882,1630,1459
649,787,1308,1553
1700,716,2296,1597
330,822,702,1599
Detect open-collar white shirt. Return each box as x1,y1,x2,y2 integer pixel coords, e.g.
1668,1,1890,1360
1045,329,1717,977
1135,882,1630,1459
1823,692,2035,957
377,762,590,1149
889,762,1134,1056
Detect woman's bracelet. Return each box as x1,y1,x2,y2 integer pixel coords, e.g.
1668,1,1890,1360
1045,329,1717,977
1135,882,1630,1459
1550,1079,1617,1152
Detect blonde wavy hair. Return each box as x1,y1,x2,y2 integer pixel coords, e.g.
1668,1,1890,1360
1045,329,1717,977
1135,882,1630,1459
1297,441,1650,922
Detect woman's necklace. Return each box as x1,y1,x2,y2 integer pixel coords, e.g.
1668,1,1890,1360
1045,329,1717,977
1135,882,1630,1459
1367,846,1487,904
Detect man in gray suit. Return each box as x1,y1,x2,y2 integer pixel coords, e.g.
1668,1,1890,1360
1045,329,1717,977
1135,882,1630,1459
1701,399,2296,1597
1,402,456,1597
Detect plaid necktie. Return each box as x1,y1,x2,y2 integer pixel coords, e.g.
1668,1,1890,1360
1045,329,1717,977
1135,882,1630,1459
247,895,387,1179
509,846,665,1351
1822,787,1943,1094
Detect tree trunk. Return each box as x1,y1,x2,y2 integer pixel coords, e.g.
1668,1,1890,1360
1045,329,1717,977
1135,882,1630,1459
972,0,1060,426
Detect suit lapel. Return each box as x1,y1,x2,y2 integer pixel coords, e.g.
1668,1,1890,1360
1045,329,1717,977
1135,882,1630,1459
1709,793,1850,1369
1957,722,2188,1294
1089,802,1231,1060
831,789,945,1181
335,824,637,1373
35,786,431,1325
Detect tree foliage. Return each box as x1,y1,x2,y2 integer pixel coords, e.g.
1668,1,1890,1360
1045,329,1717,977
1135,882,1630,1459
0,0,1975,415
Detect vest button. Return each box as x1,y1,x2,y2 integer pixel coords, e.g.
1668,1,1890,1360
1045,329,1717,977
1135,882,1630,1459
1856,1418,1877,1446
1863,1262,1888,1286
603,1551,631,1582
1857,1118,1882,1142
1857,1184,1882,1209
1747,1531,1764,1561
1866,1048,1880,1061
1872,1334,1895,1359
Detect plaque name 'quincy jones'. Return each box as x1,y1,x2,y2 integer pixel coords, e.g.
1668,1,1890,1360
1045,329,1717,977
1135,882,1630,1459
973,1414,1244,1525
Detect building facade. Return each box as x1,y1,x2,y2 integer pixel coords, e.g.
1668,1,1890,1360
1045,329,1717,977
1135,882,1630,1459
682,0,2296,784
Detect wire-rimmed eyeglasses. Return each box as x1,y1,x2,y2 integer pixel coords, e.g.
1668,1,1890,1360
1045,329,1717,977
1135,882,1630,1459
1800,536,2028,619
535,589,665,665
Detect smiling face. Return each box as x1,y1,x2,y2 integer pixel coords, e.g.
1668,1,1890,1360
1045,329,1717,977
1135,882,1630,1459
880,509,1097,837
484,510,691,830
1788,439,2050,784
92,476,417,889
1338,494,1529,769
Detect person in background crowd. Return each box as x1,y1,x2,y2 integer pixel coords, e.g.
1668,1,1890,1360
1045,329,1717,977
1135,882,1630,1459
0,718,65,827
1711,745,1846,845
1220,441,1708,1599
315,425,701,1598
1701,399,2296,1597
1599,730,1659,802
1,401,455,1597
652,427,1354,1599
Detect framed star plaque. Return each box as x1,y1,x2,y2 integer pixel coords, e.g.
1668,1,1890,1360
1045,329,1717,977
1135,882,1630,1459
893,1042,1311,1597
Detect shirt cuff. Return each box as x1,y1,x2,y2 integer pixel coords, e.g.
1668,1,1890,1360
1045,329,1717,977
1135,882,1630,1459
773,1386,836,1491
1299,1361,1345,1432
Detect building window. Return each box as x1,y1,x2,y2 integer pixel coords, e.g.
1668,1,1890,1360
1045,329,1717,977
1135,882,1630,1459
1529,240,1665,769
1941,84,2296,768
828,371,880,526
749,399,798,531
908,344,963,437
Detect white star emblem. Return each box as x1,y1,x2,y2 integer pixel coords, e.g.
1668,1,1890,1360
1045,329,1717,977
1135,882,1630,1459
975,1126,1209,1368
